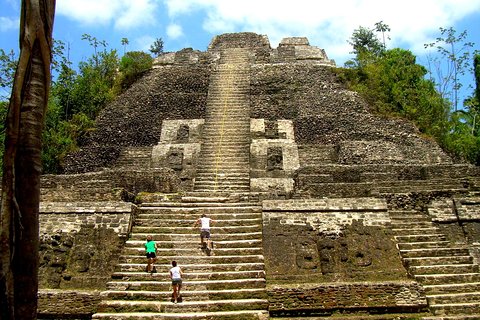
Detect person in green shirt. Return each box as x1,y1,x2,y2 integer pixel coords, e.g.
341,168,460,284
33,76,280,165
144,235,157,273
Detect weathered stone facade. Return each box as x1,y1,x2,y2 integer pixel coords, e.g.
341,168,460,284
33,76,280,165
37,32,480,319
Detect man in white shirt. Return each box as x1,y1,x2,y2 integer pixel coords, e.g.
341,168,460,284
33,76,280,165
195,213,215,252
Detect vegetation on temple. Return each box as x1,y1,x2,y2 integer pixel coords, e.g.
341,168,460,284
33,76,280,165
1,35,157,173
0,26,479,173
337,24,480,164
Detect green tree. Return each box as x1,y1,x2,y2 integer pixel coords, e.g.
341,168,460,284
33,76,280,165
56,47,118,120
374,21,391,49
149,37,164,57
0,0,55,318
121,37,129,55
0,49,17,99
115,51,153,92
81,33,108,67
424,27,475,111
346,25,384,68
474,53,480,105
42,101,94,173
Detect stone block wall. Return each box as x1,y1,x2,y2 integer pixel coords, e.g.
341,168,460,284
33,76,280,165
338,140,452,165
428,197,480,264
275,37,335,65
151,119,205,191
262,198,408,283
38,203,133,291
38,289,101,319
40,201,133,235
268,282,427,316
250,119,299,196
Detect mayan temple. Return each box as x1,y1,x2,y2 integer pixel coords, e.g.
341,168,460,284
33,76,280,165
37,32,480,320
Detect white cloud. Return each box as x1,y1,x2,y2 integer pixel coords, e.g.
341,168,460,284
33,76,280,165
164,0,480,64
0,16,19,32
167,23,184,39
57,0,157,29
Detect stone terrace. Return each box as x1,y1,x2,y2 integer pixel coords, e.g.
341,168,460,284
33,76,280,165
37,32,480,319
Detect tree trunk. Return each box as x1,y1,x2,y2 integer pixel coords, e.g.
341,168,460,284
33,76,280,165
0,1,55,319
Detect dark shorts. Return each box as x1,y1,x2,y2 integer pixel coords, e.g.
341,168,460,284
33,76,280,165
146,252,156,259
201,229,210,239
172,278,182,286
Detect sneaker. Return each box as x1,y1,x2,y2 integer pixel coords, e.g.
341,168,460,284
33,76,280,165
151,266,157,273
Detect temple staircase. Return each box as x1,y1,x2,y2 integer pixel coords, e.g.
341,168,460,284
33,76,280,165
92,199,268,320
194,48,252,192
389,209,480,319
93,49,268,319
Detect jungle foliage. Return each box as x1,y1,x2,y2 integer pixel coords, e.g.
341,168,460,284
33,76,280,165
337,24,480,164
0,35,158,173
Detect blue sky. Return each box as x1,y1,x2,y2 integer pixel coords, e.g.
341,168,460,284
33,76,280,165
1,0,480,102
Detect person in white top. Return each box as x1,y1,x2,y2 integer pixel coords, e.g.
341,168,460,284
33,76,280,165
195,214,215,251
169,260,183,303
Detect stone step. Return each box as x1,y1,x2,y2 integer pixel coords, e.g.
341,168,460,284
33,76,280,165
97,298,269,313
422,315,480,320
134,218,262,227
208,77,250,82
112,269,265,281
403,256,474,267
199,144,250,150
92,309,269,320
107,278,266,291
192,173,250,180
201,128,250,134
205,103,249,109
116,262,265,273
397,241,453,250
423,282,480,294
119,254,265,265
414,273,480,285
129,232,262,242
196,154,250,160
194,169,250,175
139,202,259,208
193,180,250,186
194,175,250,182
131,225,262,234
194,176,250,182
123,246,263,256
194,180,250,188
429,302,480,316
427,291,480,305
206,88,248,95
101,288,267,301
204,112,249,117
203,122,250,128
195,163,251,169
399,247,470,258
394,234,447,242
194,186,251,192
389,213,432,220
136,212,261,220
408,264,479,275
193,181,250,188
391,221,437,229
198,149,251,157
125,239,262,249
194,170,250,177
392,227,439,235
